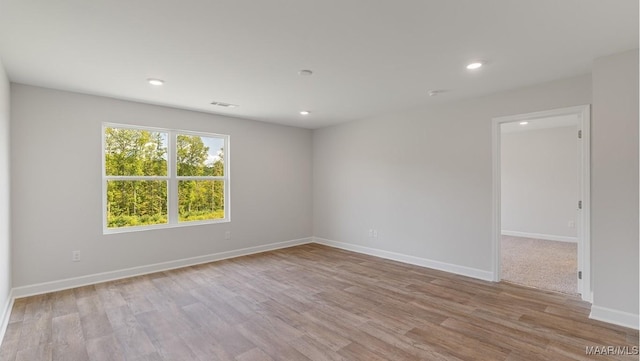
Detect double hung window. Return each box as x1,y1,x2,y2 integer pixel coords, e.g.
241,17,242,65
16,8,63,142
103,124,229,232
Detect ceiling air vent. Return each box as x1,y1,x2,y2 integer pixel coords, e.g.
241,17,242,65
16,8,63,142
210,101,238,108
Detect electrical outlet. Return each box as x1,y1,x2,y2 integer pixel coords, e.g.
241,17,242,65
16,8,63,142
72,250,81,262
224,231,231,240
373,229,378,238
368,229,374,238
568,221,575,229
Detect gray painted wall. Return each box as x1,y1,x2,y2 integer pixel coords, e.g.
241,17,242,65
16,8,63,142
313,75,591,273
591,49,639,316
501,126,578,239
10,85,313,287
0,59,11,323
4,49,639,328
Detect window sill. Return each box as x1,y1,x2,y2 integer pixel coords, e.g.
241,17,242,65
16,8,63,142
103,218,230,235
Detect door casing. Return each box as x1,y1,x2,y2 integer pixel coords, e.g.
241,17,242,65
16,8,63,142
491,105,591,302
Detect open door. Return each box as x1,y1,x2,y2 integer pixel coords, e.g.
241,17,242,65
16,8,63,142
492,105,591,301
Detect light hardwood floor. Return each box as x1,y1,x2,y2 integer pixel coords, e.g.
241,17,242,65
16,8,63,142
0,244,637,360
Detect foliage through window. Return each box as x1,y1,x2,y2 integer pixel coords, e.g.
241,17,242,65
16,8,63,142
103,124,229,231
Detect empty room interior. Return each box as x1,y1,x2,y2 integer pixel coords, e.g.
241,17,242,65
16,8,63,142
0,1,638,360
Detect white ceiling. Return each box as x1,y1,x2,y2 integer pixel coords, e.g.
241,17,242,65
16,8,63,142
0,1,637,129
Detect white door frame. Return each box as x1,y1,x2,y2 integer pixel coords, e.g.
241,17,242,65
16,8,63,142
491,105,591,302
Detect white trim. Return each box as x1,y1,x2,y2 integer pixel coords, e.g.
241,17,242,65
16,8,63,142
0,289,14,346
168,129,177,224
590,305,639,330
492,105,592,302
492,106,589,123
492,118,501,282
11,237,312,298
501,230,578,243
314,237,493,281
578,105,592,302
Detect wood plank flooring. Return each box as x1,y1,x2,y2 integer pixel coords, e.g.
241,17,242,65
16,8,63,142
0,244,638,360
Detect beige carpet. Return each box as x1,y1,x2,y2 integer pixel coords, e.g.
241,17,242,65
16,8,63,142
501,235,578,295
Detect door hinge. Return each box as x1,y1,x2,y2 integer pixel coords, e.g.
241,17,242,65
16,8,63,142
578,130,582,139
578,200,582,209
578,271,582,280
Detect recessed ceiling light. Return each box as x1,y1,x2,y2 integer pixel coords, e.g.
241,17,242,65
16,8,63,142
466,62,483,70
211,101,238,108
520,121,529,125
298,69,313,76
428,89,447,97
147,78,164,86
300,110,310,115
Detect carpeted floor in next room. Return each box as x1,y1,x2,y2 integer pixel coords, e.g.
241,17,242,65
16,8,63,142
501,235,578,295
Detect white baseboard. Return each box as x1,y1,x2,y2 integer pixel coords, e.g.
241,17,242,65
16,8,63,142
314,237,493,281
501,230,578,243
590,305,639,330
12,237,313,299
0,289,14,347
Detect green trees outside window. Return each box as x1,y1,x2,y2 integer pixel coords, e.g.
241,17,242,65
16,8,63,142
104,125,228,230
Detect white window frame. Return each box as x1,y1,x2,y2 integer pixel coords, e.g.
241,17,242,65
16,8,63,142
102,123,230,234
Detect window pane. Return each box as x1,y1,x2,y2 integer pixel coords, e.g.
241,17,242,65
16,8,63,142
105,127,168,176
107,180,168,228
177,134,224,176
178,180,225,222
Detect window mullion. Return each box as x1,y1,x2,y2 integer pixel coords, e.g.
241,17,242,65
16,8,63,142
168,131,178,224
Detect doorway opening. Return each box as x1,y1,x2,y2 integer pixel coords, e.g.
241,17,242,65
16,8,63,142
492,105,591,301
